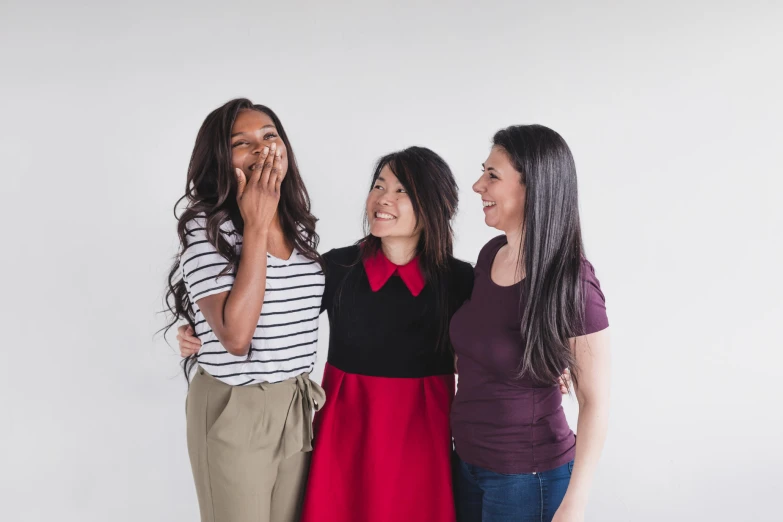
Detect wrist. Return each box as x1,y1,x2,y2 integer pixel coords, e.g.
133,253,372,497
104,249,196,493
243,223,270,239
560,493,587,512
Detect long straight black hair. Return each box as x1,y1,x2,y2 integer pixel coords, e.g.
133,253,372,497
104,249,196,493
493,125,585,388
164,98,320,381
351,146,459,352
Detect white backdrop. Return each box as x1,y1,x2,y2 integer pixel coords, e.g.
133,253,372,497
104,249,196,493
1,1,781,520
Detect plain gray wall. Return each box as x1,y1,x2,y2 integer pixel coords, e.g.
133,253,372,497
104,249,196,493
1,1,781,520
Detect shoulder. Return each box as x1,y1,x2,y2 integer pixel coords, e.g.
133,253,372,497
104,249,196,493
321,245,361,304
323,245,361,267
184,213,237,240
448,257,475,304
322,245,362,284
577,257,609,334
580,258,603,294
183,213,207,236
448,257,475,285
481,234,507,253
476,235,507,268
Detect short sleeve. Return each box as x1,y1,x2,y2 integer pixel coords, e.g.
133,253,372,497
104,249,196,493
450,258,475,308
320,246,360,314
180,217,237,303
320,249,336,314
576,259,609,336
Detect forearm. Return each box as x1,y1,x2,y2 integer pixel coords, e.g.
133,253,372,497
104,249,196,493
561,399,609,510
218,227,269,354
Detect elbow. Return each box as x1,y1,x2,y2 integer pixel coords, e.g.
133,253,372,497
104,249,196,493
220,333,253,357
577,393,611,417
224,343,251,357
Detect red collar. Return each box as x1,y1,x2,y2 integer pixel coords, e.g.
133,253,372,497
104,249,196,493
362,249,425,297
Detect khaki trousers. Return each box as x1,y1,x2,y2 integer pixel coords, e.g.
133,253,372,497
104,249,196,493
186,367,325,522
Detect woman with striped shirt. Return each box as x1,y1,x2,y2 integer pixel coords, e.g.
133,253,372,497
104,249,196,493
165,98,325,522
179,147,475,521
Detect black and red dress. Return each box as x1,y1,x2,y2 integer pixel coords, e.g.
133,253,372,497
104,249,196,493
301,245,474,522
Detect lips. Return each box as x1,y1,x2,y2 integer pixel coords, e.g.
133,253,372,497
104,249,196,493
374,211,397,220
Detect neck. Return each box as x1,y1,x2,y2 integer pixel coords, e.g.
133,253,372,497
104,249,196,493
380,236,419,265
269,213,284,235
267,214,289,250
504,226,525,266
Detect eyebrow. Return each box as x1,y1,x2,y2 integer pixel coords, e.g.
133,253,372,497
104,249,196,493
482,163,497,171
377,176,386,182
231,125,276,138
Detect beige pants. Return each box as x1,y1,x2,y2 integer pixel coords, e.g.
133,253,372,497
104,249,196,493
186,367,325,522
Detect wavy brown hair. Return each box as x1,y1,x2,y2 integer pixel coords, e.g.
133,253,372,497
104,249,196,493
164,98,320,380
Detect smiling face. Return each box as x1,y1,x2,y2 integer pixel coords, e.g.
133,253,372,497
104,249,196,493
230,109,288,177
365,165,419,241
472,146,527,234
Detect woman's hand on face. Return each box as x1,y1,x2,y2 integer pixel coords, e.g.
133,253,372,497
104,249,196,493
177,325,202,357
235,143,285,233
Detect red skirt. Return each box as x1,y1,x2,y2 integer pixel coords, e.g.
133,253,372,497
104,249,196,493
301,363,456,522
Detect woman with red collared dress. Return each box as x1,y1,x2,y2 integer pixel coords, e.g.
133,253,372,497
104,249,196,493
176,146,470,520
174,143,577,521
300,146,473,522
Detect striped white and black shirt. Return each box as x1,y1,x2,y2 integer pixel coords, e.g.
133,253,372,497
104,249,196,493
180,215,324,386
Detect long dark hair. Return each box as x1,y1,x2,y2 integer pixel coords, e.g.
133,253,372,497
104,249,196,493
360,146,459,352
493,125,585,388
164,98,320,380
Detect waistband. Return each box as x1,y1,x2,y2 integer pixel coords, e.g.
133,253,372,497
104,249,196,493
197,367,325,458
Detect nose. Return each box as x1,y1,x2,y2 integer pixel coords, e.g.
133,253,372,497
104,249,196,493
252,137,273,156
378,192,393,206
472,176,485,194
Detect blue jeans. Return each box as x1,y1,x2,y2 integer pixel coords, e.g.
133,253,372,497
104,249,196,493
454,452,574,522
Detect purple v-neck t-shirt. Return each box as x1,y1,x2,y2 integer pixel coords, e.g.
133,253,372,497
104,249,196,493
450,235,609,474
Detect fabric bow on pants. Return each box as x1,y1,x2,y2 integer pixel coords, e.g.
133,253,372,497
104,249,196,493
186,367,326,522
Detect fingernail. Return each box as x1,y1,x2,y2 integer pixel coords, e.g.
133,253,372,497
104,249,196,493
271,143,277,151
263,146,269,155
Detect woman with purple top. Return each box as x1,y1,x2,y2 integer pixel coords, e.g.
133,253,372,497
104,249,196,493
450,125,611,522
175,123,607,522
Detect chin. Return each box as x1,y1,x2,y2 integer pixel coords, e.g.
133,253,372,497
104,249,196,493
485,221,503,231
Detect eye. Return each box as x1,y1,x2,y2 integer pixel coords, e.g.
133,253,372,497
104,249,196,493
489,173,498,180
264,133,278,141
231,141,248,148
397,187,407,193
373,184,384,190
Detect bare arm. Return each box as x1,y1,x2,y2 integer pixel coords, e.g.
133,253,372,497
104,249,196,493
197,228,270,355
555,327,611,520
193,144,285,357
